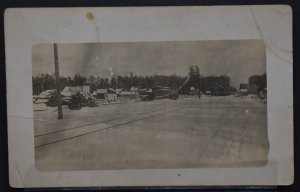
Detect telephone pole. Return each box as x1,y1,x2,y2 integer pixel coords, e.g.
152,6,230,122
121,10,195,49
54,43,63,119
199,78,201,99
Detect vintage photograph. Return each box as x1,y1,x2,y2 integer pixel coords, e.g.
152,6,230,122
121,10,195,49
32,40,268,171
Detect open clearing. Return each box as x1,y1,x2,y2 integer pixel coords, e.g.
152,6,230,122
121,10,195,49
34,96,269,171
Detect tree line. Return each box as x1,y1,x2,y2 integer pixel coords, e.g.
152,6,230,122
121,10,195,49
33,66,266,95
32,72,188,95
33,75,235,97
248,74,267,92
181,66,235,94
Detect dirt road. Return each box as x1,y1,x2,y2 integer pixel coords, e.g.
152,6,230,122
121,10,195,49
34,96,269,171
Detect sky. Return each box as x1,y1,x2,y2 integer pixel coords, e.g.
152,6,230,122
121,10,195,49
32,40,266,88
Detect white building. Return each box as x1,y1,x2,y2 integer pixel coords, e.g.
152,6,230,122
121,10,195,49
94,89,117,101
61,86,90,97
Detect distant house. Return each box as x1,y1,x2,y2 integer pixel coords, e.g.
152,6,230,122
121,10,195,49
94,89,107,99
61,86,90,97
94,89,117,101
130,86,140,92
105,92,117,101
139,88,155,101
240,83,249,96
119,91,139,99
38,89,56,99
69,86,82,92
106,89,117,101
190,87,198,95
205,90,212,95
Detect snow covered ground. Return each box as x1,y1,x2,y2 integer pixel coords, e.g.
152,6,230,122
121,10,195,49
34,95,269,171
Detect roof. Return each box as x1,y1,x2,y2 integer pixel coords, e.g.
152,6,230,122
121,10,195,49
130,87,140,91
70,86,83,92
120,91,136,95
39,89,55,98
63,86,90,92
96,89,107,94
62,86,91,95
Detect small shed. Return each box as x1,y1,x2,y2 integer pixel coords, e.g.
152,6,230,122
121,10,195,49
190,87,198,95
240,83,249,96
62,86,90,97
130,86,140,92
94,89,117,101
105,89,117,101
94,89,107,99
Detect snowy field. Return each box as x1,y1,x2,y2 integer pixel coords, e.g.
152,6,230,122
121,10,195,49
34,95,269,171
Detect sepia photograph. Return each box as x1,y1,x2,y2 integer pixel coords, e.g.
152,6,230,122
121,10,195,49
5,5,293,187
32,40,268,171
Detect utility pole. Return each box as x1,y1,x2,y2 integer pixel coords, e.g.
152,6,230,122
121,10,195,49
199,78,201,99
54,43,63,119
198,74,201,99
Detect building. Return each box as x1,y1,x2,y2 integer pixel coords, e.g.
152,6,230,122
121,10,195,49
94,89,117,101
105,92,117,101
61,86,90,97
119,91,139,99
204,90,212,95
189,87,199,95
130,86,140,93
240,83,249,96
139,89,155,101
93,89,107,99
